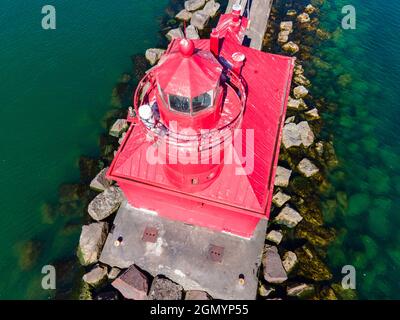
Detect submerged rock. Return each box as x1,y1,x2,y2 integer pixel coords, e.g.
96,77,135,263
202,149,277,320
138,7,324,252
297,158,319,177
82,265,108,287
266,230,283,245
305,108,320,120
272,191,291,207
295,221,336,247
175,9,192,22
185,290,211,300
90,167,113,192
185,0,206,12
263,245,288,284
258,284,275,297
274,206,303,228
185,24,200,39
78,222,109,266
166,27,184,41
88,186,124,221
331,283,357,300
145,48,165,66
15,240,42,271
293,85,309,99
274,166,292,187
305,4,316,15
287,283,315,298
191,11,210,30
280,21,293,33
112,265,150,300
286,9,297,17
282,251,298,273
297,13,311,24
149,276,183,300
295,245,332,281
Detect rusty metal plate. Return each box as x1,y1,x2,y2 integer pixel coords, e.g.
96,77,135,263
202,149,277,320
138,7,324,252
142,227,158,243
208,245,224,262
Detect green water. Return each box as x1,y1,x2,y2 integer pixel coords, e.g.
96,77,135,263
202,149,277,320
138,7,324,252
0,0,168,299
311,0,400,299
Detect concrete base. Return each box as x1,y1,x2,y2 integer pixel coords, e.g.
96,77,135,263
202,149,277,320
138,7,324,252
100,201,268,300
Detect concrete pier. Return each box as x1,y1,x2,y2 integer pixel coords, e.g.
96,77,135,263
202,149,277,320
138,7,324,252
226,0,273,50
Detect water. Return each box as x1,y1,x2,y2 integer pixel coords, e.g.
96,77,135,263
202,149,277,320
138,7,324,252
0,0,168,299
310,0,400,299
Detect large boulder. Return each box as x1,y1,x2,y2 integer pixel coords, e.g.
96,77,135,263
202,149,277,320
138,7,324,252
149,276,183,300
274,206,303,228
272,191,291,207
305,108,320,120
297,158,319,177
185,290,211,300
191,11,210,30
90,167,113,192
88,186,124,221
282,41,299,54
166,27,184,41
297,13,310,24
266,230,283,245
185,24,200,39
280,21,293,33
287,97,306,110
175,9,192,22
305,5,316,15
274,166,292,187
277,31,290,44
145,48,165,66
185,0,206,12
109,119,128,137
82,265,108,287
282,251,298,273
112,265,150,300
293,85,309,99
202,0,220,17
282,121,315,149
78,222,109,266
263,245,288,284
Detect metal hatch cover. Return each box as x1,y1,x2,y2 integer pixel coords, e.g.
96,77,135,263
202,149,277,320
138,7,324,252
100,201,268,300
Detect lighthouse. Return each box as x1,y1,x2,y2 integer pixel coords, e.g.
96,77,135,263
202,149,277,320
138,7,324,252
101,4,294,299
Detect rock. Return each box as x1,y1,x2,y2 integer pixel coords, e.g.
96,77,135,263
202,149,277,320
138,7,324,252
175,9,192,22
280,21,293,32
263,245,288,284
283,121,315,149
145,48,165,66
149,276,183,300
274,166,292,187
109,119,128,138
293,85,309,99
315,141,324,156
285,116,295,124
287,283,315,298
295,245,333,281
59,183,85,203
78,222,109,266
272,191,291,207
286,9,297,17
298,121,315,147
287,97,306,110
282,251,298,273
79,156,103,183
294,64,304,76
191,11,210,30
305,4,316,15
266,230,283,245
202,0,220,17
185,290,211,300
294,74,311,87
297,13,310,24
108,267,121,280
112,265,150,300
297,158,319,177
88,186,124,221
15,240,42,270
118,132,126,145
278,31,289,44
166,27,184,41
295,221,336,247
90,167,112,192
282,41,299,54
82,265,108,287
319,287,338,300
305,108,320,120
331,283,357,300
185,0,206,12
186,24,200,39
259,284,275,297
274,206,303,228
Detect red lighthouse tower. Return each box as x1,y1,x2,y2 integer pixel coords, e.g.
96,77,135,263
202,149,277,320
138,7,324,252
102,4,294,299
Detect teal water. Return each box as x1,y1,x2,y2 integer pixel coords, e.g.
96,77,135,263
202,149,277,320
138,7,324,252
312,0,400,299
0,0,168,299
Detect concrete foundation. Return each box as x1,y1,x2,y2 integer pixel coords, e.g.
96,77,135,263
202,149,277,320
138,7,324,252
100,201,268,300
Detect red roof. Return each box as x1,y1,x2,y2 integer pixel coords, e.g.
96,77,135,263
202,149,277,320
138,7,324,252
156,46,222,98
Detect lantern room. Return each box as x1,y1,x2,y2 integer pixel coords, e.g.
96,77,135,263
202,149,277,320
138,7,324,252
154,38,223,131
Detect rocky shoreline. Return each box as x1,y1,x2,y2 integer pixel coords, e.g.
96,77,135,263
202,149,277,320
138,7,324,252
25,0,357,300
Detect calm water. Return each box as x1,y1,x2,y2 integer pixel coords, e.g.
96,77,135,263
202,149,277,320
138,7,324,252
0,0,167,299
0,0,399,300
313,0,400,299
